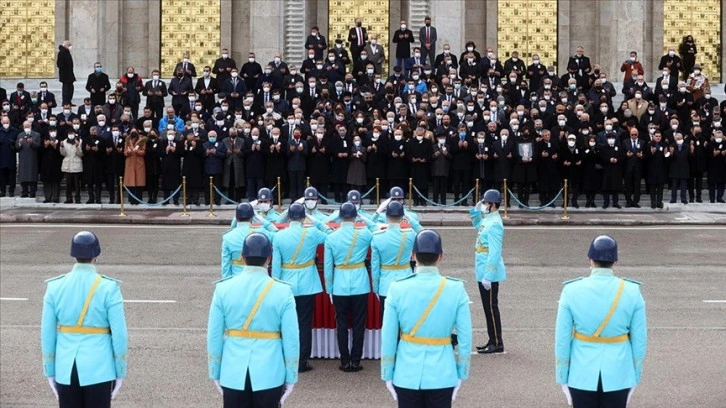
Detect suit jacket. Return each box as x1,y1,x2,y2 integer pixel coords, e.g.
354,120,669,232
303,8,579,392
392,29,415,58
363,44,385,74
144,79,168,107
195,76,220,107
348,26,368,51
419,25,437,49
174,61,197,78
56,46,75,83
567,55,592,77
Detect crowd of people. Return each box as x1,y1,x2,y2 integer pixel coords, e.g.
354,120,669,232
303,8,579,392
1,27,725,208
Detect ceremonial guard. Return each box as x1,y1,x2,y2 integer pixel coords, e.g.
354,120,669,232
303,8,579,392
324,202,373,372
41,231,127,407
221,203,277,279
301,186,328,222
373,186,423,232
326,190,376,228
380,229,472,408
469,189,506,354
555,235,647,408
271,203,331,373
208,233,298,408
254,187,280,222
370,201,415,316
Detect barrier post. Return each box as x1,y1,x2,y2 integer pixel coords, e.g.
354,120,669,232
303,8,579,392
502,179,510,220
208,177,216,218
180,176,190,217
375,178,380,206
561,179,570,220
408,178,413,209
475,178,480,204
306,177,310,188
277,176,282,211
118,177,126,217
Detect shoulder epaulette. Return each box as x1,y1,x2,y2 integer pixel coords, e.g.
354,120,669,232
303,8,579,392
212,276,233,285
396,274,417,282
445,276,466,282
222,227,234,235
44,274,66,283
271,277,292,285
102,275,122,283
623,277,642,285
563,277,584,285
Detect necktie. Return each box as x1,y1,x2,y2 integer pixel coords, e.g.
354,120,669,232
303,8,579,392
154,80,158,88
311,89,314,97
358,28,363,47
114,136,118,145
184,63,187,72
426,28,430,44
233,78,237,88
632,140,636,151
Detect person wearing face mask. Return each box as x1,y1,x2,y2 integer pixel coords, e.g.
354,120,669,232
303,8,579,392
558,134,583,208
0,117,19,197
619,51,644,84
141,129,162,204
143,69,168,119
347,17,369,65
346,135,367,195
392,20,415,72
535,130,561,207
122,131,147,205
431,132,452,204
40,127,63,203
223,69,248,113
469,189,507,354
16,121,41,198
195,65,220,114
600,133,624,209
159,130,181,205
668,133,691,204
252,187,281,222
705,130,726,203
679,35,697,80
36,81,58,115
220,127,245,204
658,47,682,79
168,68,194,114
212,48,237,85
526,53,548,90
58,130,83,204
304,25,328,61
85,63,111,107
686,64,710,102
80,127,104,204
286,129,308,202
329,125,351,202
512,129,536,207
119,66,144,118
407,130,433,205
503,50,526,79
581,135,601,207
644,131,668,208
199,130,225,206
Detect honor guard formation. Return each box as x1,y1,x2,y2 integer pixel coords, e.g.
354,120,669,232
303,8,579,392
40,185,648,408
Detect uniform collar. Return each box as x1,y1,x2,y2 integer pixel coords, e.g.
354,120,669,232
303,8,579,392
387,223,401,230
243,265,269,275
236,221,251,228
484,209,501,219
340,221,355,229
416,265,440,274
590,268,614,277
72,263,97,273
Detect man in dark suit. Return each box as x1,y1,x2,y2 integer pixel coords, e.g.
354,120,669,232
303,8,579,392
419,16,437,66
36,81,57,114
174,52,197,78
10,83,32,118
143,69,167,119
305,26,328,61
223,68,247,112
434,44,458,70
348,18,368,65
212,48,236,85
622,128,644,207
654,66,678,105
56,40,75,105
405,47,425,77
195,66,219,114
567,47,592,81
392,20,415,71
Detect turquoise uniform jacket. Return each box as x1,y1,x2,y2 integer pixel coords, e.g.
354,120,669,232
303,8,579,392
271,221,329,296
469,209,506,282
372,209,423,232
207,266,300,391
323,222,373,296
555,268,647,392
326,209,378,231
380,267,472,389
230,210,281,228
41,263,128,386
221,221,276,279
370,224,415,296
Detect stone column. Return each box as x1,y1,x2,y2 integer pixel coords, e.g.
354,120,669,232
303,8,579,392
147,0,161,73
558,0,598,76
722,0,726,82
431,0,464,56
249,0,284,64
601,0,648,84
484,0,497,53
65,0,120,78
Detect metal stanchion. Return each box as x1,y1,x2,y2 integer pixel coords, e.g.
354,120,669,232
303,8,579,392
118,177,126,217
502,178,510,220
208,177,216,218
306,177,310,188
561,179,570,220
277,176,282,211
408,178,413,209
475,178,480,204
376,178,380,206
180,176,190,217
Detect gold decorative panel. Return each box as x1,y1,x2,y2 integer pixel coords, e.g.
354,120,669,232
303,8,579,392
0,0,55,78
497,0,557,67
329,0,390,73
160,0,221,77
664,0,721,81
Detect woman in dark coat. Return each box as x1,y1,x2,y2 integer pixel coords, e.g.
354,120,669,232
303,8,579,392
144,130,162,203
534,130,560,207
347,134,367,193
679,35,697,80
308,129,331,200
705,131,725,203
159,132,182,205
645,132,668,208
81,126,105,203
581,135,602,207
511,131,537,207
328,126,350,202
181,132,204,206
386,129,408,193
406,131,432,205
599,135,624,208
365,127,386,204
40,130,63,203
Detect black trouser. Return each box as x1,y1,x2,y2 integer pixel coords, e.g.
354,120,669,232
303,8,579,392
186,186,201,205
62,82,74,105
64,173,81,202
105,173,118,203
57,362,114,408
222,370,283,408
624,170,641,204
687,172,704,201
333,293,367,364
478,281,503,348
379,295,387,321
649,183,664,206
432,177,447,204
205,173,222,205
670,178,687,202
567,181,580,205
20,181,37,196
708,181,725,202
163,188,180,204
451,170,469,203
602,192,620,207
394,385,455,408
288,171,305,202
0,167,17,195
295,294,315,365
516,182,531,206
569,376,629,408
246,177,264,201
332,182,346,203
43,180,60,202
146,174,159,203
128,186,144,204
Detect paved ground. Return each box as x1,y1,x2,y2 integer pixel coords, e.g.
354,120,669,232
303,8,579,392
1,224,725,407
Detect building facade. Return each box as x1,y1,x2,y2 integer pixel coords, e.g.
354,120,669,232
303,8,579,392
0,0,723,82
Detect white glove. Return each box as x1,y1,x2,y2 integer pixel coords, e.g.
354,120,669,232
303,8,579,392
47,377,58,400
452,379,462,401
475,200,483,211
329,294,334,304
280,383,294,405
561,384,572,406
376,197,391,214
213,379,223,396
481,279,492,291
249,199,258,207
385,380,397,401
111,378,124,400
294,197,305,204
627,386,636,404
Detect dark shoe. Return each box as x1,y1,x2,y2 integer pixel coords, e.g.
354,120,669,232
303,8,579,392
7,191,13,197
625,202,634,208
0,192,5,197
29,193,36,198
174,201,179,205
86,199,95,204
696,198,702,203
95,199,102,204
613,204,622,209
669,200,676,204
651,203,657,209
64,200,73,204
476,343,492,352
298,361,313,373
42,199,50,203
658,202,664,208
20,193,28,198
602,204,609,209
53,199,60,203
108,199,115,204
681,201,688,205
572,202,579,209
718,199,726,203
478,344,504,354
632,203,640,208
349,362,363,372
338,362,351,372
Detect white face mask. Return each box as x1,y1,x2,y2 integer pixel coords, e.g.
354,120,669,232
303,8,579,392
501,136,509,142
589,141,596,147
676,140,684,146
567,140,576,147
73,124,80,130
258,202,271,212
66,134,74,140
167,135,175,141
304,200,317,210
481,203,491,215
394,135,403,141
607,138,615,146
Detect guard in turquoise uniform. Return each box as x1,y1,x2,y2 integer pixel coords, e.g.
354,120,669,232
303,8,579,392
371,201,415,317
41,231,127,407
373,186,423,232
555,235,647,408
254,187,281,222
302,186,328,222
208,233,299,408
271,203,331,373
221,203,277,279
469,189,507,354
380,229,472,408
324,202,374,372
326,190,375,225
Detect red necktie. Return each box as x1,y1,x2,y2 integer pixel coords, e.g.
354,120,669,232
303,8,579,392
426,28,430,44
358,28,363,47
